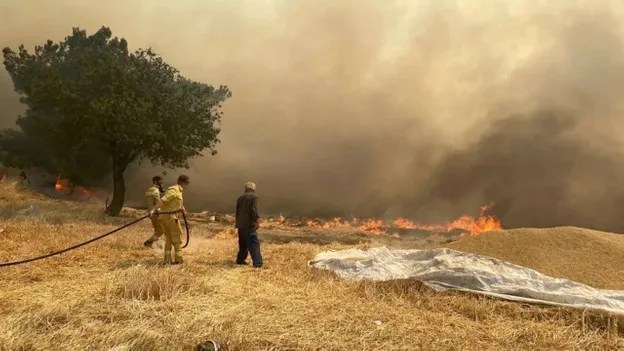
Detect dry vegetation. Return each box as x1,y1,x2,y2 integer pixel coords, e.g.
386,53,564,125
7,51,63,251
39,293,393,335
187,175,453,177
0,182,623,350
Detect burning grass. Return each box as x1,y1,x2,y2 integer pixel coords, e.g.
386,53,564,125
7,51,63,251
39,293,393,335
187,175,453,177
391,202,503,235
264,202,502,238
0,182,622,350
54,175,95,200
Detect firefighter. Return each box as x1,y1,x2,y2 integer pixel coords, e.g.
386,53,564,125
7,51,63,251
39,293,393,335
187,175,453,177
143,176,165,248
149,174,190,264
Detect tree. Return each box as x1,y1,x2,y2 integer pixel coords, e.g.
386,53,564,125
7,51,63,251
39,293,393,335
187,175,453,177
2,26,231,215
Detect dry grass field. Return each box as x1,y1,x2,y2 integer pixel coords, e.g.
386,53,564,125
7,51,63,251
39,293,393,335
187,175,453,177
0,182,623,350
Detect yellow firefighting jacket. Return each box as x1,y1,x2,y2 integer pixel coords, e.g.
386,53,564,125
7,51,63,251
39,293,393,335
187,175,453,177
160,185,184,216
145,185,161,209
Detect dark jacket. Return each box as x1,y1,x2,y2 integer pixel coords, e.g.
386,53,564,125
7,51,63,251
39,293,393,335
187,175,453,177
235,192,259,231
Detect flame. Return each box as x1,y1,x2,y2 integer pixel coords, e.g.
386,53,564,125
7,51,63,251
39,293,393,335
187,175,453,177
265,203,501,237
448,202,501,235
55,177,69,193
392,217,446,231
391,202,502,235
54,176,94,200
301,216,388,235
448,215,501,235
322,217,349,229
306,220,321,228
360,219,385,235
393,218,416,228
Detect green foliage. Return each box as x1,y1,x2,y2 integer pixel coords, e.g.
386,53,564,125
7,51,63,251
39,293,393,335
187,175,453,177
1,26,231,214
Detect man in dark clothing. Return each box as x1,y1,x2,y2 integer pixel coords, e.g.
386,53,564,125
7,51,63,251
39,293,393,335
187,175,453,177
235,181,263,268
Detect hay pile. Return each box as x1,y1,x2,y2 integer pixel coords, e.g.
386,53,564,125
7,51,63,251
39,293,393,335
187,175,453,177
448,227,624,290
0,183,623,350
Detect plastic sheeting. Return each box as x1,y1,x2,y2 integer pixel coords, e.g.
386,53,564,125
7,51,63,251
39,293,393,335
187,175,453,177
308,247,624,314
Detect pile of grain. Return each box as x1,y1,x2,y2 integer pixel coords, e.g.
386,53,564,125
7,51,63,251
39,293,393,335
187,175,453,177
448,227,624,290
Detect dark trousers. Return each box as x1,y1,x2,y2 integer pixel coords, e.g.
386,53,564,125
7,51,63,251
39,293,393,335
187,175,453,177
236,229,263,267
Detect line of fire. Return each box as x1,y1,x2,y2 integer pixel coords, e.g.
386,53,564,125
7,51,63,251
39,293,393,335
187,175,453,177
0,167,503,238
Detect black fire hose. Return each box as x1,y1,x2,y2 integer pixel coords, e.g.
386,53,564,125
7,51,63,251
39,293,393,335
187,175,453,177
180,210,190,249
0,209,190,267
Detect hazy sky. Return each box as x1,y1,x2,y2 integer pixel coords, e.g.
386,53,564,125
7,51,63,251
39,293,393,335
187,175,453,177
3,0,624,231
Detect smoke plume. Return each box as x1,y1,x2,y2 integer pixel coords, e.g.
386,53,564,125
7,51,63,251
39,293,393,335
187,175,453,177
3,0,624,231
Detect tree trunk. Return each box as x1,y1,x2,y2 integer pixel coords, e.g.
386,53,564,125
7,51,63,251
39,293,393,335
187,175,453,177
105,157,127,216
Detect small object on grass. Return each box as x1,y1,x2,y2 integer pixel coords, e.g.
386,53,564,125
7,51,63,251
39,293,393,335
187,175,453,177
195,340,221,351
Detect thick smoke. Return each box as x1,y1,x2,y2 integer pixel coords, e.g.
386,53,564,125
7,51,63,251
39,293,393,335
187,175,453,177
412,4,624,232
2,1,624,231
0,74,21,129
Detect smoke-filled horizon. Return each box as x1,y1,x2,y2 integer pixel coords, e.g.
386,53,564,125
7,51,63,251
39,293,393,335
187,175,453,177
3,0,624,231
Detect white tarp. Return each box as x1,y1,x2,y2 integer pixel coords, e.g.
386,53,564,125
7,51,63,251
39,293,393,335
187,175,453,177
308,247,624,314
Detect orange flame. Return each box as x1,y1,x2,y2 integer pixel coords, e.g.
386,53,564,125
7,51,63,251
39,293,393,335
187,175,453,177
360,219,385,235
54,176,94,200
448,202,501,235
392,202,502,235
322,217,349,229
393,218,416,228
55,177,69,193
276,203,501,237
306,220,321,228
